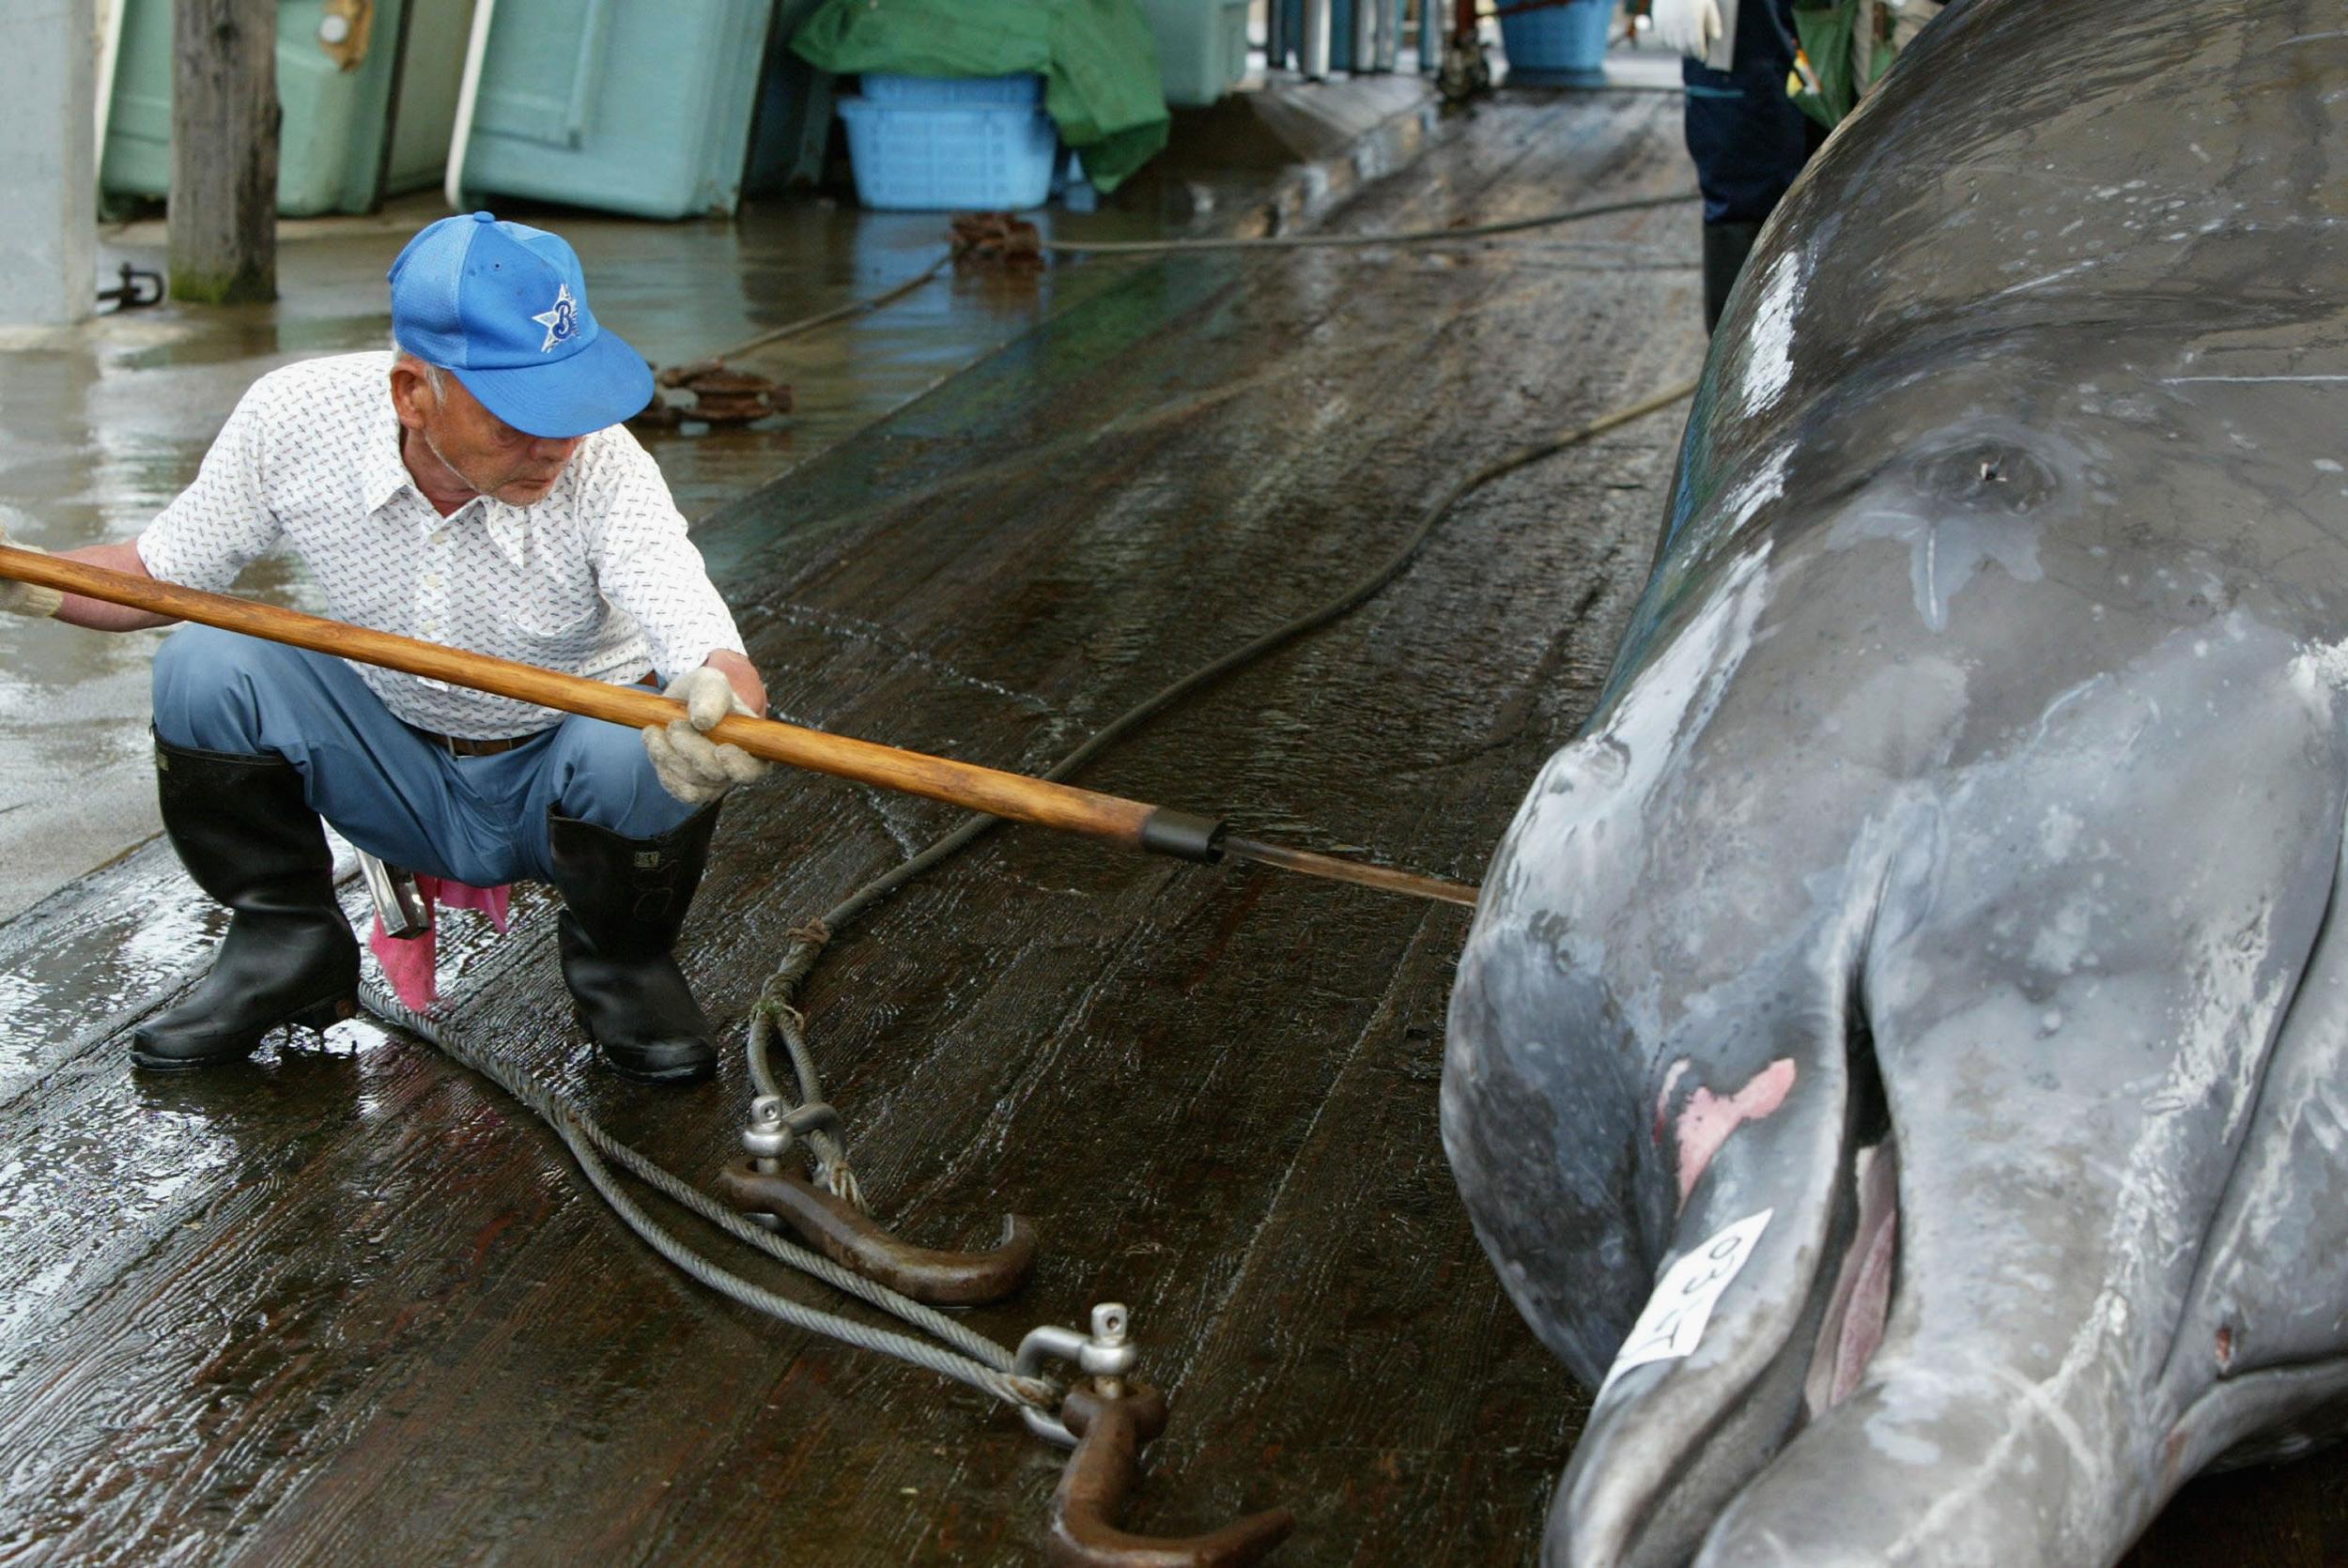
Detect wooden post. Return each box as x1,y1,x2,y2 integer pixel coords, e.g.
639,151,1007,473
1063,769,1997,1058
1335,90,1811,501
169,0,277,304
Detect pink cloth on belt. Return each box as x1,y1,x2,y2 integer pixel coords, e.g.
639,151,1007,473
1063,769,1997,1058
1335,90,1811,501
366,876,512,1011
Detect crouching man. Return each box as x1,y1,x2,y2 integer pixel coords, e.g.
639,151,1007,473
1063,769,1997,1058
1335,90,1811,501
0,212,767,1083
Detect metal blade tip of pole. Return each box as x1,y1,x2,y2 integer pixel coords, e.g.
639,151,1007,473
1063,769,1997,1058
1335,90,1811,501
1219,836,1480,909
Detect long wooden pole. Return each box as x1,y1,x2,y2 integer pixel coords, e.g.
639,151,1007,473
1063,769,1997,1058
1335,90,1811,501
0,547,1481,904
3,546,1173,843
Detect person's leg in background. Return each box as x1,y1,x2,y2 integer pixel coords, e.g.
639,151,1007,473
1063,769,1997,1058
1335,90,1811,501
1683,0,1828,331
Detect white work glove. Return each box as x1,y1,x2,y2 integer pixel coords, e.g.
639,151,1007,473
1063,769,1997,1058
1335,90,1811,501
642,665,771,806
0,525,63,620
1650,0,1724,57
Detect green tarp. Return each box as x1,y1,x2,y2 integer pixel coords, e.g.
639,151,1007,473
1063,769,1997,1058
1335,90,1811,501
793,0,1169,192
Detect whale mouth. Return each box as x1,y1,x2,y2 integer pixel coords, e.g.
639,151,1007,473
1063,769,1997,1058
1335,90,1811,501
1800,1134,1901,1421
1550,996,1905,1568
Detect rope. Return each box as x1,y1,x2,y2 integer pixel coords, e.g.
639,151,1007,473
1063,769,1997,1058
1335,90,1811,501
704,252,955,363
336,371,1699,1422
688,192,1700,374
1039,191,1698,255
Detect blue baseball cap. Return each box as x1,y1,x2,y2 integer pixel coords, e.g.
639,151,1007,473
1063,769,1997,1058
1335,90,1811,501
387,211,653,439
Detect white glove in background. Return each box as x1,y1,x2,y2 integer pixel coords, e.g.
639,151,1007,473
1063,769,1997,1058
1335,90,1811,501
1650,0,1724,57
0,524,63,620
642,665,771,806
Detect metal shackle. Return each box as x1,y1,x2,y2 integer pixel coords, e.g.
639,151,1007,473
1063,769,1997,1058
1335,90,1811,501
739,1094,843,1166
1016,1302,1140,1448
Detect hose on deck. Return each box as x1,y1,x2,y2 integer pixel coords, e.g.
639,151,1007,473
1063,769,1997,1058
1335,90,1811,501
351,375,1698,1414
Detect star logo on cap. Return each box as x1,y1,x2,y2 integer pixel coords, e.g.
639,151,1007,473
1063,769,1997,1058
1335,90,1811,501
532,283,579,353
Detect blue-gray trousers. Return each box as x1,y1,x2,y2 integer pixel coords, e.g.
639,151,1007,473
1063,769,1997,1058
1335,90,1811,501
150,623,694,887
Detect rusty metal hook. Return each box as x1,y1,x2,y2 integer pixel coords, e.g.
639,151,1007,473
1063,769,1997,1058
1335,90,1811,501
1046,1381,1294,1566
712,1157,1038,1305
631,361,792,430
1019,1306,1292,1565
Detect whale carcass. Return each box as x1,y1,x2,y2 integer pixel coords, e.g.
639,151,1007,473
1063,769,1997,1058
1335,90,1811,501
1443,1,2348,1562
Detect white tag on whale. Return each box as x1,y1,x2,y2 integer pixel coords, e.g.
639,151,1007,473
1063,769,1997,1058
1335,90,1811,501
1599,1208,1774,1397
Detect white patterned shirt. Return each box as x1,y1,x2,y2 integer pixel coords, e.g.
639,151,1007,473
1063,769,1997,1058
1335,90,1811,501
137,352,746,739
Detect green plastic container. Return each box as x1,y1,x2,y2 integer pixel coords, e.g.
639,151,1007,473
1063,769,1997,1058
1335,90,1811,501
456,0,775,220
100,0,443,218
385,0,478,197
1134,0,1248,106
742,0,838,196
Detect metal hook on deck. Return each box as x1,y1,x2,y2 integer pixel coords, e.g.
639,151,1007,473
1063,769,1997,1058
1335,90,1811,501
1024,1306,1295,1567
713,1096,1037,1305
97,262,164,313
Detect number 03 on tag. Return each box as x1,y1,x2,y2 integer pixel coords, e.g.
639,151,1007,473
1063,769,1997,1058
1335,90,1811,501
1598,1208,1775,1397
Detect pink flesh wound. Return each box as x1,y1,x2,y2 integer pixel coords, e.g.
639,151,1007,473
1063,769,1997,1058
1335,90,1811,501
1672,1056,1799,1206
1836,1205,1898,1402
1806,1140,1900,1416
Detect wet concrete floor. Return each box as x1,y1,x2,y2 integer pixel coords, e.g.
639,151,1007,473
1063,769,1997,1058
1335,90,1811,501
0,74,2337,1568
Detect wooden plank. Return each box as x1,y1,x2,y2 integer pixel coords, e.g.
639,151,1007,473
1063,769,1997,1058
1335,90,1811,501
0,841,218,1100
2125,1459,2348,1567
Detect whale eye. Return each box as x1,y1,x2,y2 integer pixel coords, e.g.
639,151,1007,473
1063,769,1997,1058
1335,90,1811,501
1918,441,2057,514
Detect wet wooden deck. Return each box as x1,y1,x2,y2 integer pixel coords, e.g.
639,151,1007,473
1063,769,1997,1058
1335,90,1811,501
0,90,2336,1565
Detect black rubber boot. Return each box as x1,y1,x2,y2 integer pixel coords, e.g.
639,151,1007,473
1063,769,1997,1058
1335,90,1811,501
547,802,722,1084
131,739,361,1069
1703,220,1766,335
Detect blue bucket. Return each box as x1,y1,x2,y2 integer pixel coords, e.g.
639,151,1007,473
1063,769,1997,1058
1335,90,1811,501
1500,0,1615,78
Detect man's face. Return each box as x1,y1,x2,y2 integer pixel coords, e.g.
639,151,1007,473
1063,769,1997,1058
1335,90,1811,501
391,361,583,506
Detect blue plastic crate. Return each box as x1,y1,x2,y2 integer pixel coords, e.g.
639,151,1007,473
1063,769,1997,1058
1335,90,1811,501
860,72,1044,106
838,98,1059,210
1501,0,1615,77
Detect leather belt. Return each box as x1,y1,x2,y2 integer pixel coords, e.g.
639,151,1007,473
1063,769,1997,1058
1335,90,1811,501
405,674,650,759
413,726,535,758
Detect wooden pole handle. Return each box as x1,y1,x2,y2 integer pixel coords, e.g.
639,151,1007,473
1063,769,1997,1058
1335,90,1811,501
0,545,1173,850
